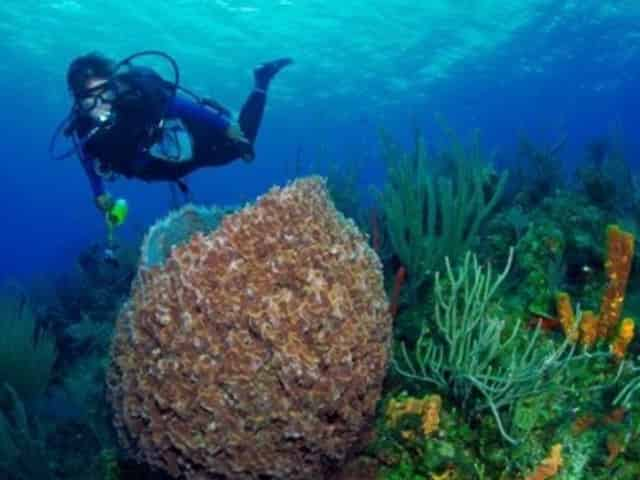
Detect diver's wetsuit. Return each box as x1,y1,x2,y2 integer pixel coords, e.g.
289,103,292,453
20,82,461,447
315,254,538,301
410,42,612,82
74,67,269,197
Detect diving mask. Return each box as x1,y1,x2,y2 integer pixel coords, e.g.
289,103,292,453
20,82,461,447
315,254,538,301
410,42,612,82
77,80,117,123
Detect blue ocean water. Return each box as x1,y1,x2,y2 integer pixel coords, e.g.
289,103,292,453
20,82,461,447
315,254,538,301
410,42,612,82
0,0,637,282
0,2,640,479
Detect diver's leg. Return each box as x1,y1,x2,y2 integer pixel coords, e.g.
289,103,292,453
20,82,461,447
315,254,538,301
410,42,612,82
237,91,265,144
238,58,293,143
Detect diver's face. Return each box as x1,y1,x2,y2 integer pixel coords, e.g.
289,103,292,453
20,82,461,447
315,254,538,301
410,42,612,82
78,77,114,122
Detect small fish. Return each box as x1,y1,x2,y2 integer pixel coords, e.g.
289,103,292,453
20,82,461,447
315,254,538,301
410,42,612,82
603,407,627,425
527,315,563,332
571,414,596,435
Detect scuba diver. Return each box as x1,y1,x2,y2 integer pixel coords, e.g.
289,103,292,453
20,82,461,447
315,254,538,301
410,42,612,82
53,50,292,260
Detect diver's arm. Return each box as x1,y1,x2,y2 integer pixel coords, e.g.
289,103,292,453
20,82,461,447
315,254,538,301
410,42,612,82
80,153,125,222
77,144,116,217
79,148,106,200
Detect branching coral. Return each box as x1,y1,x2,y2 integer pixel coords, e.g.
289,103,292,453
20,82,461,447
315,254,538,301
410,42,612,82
107,177,392,480
613,363,640,408
377,128,506,298
0,291,56,401
393,250,576,444
0,383,53,479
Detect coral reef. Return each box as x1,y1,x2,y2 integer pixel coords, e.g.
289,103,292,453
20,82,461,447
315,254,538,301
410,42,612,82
394,250,575,445
107,177,392,480
553,225,635,357
8,124,640,480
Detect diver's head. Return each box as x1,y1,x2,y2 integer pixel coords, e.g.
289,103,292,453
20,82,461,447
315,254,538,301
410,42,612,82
67,52,117,122
67,52,115,96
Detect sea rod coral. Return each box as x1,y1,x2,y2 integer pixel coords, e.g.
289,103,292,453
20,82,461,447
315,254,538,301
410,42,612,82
107,177,392,480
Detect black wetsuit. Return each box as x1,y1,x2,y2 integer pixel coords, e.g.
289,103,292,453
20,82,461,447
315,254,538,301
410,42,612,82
73,66,267,197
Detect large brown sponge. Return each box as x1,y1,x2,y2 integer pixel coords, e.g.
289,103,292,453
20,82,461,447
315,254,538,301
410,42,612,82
107,177,392,479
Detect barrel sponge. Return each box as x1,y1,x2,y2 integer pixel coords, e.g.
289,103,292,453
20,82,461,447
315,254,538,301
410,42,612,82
107,177,392,480
140,203,233,268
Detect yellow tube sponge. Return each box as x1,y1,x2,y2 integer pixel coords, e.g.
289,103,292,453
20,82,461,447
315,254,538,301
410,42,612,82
385,394,442,438
578,310,599,348
525,443,563,480
611,317,635,360
555,292,579,342
599,225,635,339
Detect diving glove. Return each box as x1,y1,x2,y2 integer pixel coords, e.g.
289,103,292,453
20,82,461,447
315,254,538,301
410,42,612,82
96,193,114,212
107,198,128,227
96,194,128,227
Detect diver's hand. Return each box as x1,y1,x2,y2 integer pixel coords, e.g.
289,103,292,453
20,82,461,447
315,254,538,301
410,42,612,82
225,122,250,145
225,122,254,162
96,194,128,226
95,193,115,213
